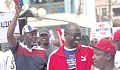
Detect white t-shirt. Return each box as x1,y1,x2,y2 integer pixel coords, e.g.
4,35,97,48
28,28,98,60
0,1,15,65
2,50,16,70
0,51,6,70
115,51,120,67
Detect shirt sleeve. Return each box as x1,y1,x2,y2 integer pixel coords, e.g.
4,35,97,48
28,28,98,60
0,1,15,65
10,41,19,55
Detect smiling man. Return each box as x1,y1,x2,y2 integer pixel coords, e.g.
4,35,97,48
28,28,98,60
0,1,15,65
39,28,58,57
7,4,47,70
47,22,94,70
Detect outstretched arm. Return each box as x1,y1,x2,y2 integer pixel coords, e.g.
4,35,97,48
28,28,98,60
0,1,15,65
7,3,22,48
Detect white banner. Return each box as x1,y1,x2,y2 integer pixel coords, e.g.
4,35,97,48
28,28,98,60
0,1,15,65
95,22,111,37
0,12,20,43
49,29,55,44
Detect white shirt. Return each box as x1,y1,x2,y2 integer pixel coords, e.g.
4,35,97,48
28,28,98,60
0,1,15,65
1,50,16,70
115,51,120,67
0,51,6,70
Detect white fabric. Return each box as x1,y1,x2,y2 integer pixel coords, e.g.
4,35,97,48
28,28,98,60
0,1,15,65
0,51,6,70
0,12,20,43
2,50,16,70
19,42,45,52
115,51,120,67
64,46,77,51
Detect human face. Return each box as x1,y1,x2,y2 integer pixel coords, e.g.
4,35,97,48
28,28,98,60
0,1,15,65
39,33,49,45
65,28,81,48
24,30,38,45
91,40,98,45
113,40,120,50
93,47,107,69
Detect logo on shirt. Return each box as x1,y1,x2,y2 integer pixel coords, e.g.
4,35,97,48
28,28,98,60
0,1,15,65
81,56,86,61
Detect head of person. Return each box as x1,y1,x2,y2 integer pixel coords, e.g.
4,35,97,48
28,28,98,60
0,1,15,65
5,47,10,52
22,25,38,46
113,30,120,50
53,39,61,47
64,22,82,48
13,33,24,42
39,28,50,46
90,38,98,45
80,34,90,46
92,39,116,69
17,35,24,42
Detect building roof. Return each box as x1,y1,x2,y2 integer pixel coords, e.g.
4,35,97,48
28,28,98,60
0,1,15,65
96,0,120,6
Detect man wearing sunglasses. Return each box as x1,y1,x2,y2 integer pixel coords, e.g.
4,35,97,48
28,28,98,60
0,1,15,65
47,22,94,70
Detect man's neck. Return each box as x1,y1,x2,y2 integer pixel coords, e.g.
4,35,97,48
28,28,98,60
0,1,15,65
101,63,115,70
27,45,33,49
65,44,76,49
41,44,50,49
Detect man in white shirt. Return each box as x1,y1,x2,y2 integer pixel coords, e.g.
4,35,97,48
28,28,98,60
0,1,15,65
0,33,20,70
0,51,5,70
113,30,120,68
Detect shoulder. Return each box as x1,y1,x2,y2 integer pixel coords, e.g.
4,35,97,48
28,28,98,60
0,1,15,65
50,45,58,49
81,45,94,50
49,49,59,58
81,45,94,56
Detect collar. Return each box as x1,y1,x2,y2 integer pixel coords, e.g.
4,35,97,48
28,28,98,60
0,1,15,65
56,44,82,57
20,42,45,52
64,46,77,51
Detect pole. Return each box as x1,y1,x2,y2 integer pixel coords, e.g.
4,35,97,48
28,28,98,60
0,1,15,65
109,0,113,35
109,0,111,21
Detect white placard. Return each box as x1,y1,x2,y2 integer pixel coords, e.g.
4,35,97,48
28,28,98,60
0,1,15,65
0,12,20,43
95,22,111,37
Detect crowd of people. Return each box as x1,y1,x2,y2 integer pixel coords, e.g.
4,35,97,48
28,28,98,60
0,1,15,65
0,3,120,70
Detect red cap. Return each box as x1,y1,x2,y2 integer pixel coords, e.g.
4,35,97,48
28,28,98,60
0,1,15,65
113,30,120,40
96,39,116,55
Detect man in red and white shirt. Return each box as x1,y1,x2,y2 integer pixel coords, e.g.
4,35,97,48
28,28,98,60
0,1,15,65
47,22,94,70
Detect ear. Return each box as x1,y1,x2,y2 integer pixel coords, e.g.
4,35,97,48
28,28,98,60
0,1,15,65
106,53,111,61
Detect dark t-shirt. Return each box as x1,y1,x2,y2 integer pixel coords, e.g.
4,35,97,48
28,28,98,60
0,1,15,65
41,45,58,57
11,41,48,70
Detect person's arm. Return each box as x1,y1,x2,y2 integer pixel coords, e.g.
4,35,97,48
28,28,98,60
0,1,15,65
7,3,22,48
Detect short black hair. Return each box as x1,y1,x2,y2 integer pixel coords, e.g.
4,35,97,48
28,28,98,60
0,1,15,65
64,22,80,32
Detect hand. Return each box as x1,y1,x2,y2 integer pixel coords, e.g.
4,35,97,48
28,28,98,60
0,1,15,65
15,3,22,15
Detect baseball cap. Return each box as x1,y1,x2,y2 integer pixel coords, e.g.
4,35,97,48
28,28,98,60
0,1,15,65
95,39,116,55
22,25,38,35
113,30,120,40
39,28,49,35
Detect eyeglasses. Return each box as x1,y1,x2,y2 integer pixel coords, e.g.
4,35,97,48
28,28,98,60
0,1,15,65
65,32,81,37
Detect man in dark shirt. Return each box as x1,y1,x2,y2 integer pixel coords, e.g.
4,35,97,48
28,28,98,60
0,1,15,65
7,3,47,70
39,28,58,57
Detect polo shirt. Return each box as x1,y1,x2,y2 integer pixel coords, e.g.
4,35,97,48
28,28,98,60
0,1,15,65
11,41,48,70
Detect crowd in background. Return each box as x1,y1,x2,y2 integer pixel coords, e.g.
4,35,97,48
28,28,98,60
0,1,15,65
0,3,120,70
